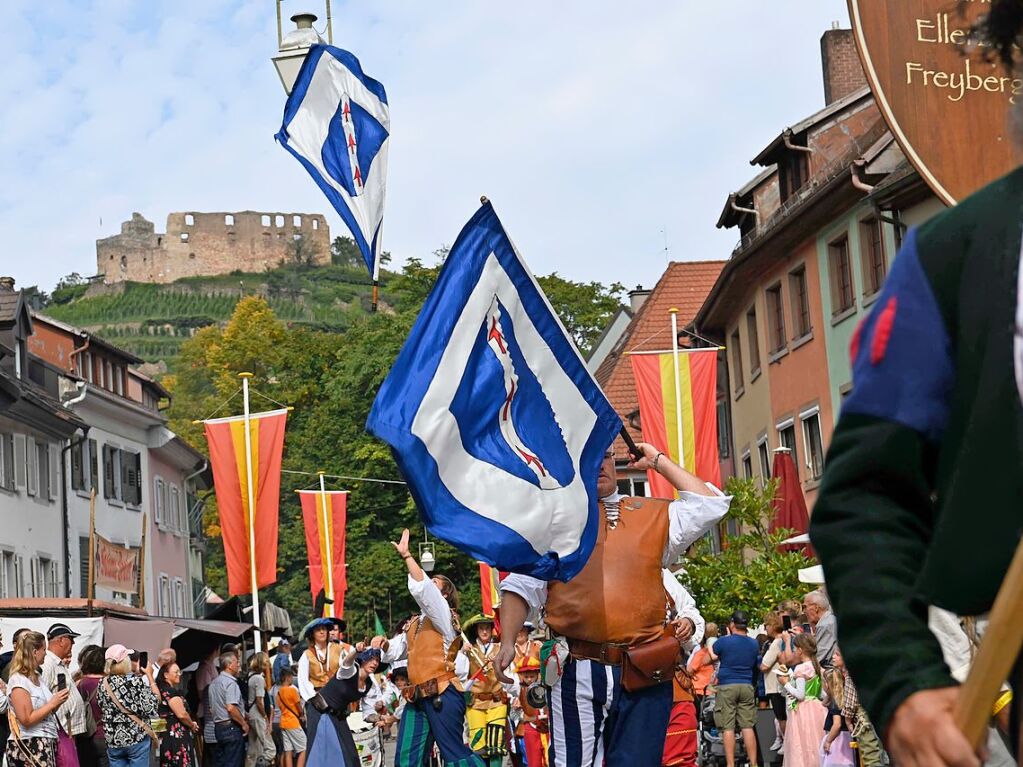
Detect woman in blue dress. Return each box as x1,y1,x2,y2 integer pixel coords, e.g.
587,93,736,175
304,649,380,767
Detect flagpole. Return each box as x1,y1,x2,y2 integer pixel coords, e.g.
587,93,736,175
371,226,382,312
669,308,686,474
240,372,263,652
318,471,334,617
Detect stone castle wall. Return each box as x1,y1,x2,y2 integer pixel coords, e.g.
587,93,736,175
97,211,331,283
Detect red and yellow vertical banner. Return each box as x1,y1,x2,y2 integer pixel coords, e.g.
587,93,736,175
204,409,288,596
630,350,720,496
299,490,348,618
479,562,502,618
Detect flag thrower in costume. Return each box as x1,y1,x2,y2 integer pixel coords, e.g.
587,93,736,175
629,343,721,496
298,479,348,618
202,375,288,651
275,44,389,297
367,200,622,581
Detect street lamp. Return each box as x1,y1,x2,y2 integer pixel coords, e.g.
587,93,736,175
419,530,436,574
272,1,333,95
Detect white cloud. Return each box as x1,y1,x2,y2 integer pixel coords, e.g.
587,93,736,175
0,0,849,293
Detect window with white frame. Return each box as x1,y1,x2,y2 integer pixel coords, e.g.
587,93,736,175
0,550,16,597
174,578,186,617
615,475,648,497
801,407,825,480
757,438,771,483
777,419,799,479
31,556,57,597
104,447,142,505
159,574,171,616
741,450,753,480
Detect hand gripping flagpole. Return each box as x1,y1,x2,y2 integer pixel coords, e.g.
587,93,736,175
669,309,686,474
318,471,335,617
240,372,263,652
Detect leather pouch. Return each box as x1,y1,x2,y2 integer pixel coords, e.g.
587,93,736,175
621,634,681,692
309,693,330,714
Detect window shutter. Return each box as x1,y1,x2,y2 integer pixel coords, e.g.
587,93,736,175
26,438,37,497
103,445,114,499
134,454,143,505
79,537,90,598
120,450,130,503
49,444,59,501
13,435,25,490
154,479,164,525
70,442,83,492
89,439,98,493
170,486,180,533
2,434,13,490
14,556,23,597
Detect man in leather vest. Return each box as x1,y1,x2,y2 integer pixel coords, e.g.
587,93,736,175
496,442,729,767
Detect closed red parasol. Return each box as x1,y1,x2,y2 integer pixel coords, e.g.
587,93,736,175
770,449,812,554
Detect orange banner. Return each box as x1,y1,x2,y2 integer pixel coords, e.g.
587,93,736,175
95,535,140,593
299,490,348,618
204,409,288,596
630,350,720,497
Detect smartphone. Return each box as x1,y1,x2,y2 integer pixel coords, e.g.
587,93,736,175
56,675,66,692
138,651,149,669
782,615,792,632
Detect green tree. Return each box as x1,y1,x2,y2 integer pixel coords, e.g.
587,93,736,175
536,274,625,355
289,235,321,268
331,235,393,271
679,478,811,625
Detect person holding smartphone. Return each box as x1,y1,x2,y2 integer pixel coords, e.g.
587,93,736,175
6,631,70,767
42,623,87,767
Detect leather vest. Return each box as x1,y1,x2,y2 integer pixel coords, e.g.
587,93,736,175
468,642,504,705
515,687,548,736
405,614,463,694
546,496,670,646
304,643,342,689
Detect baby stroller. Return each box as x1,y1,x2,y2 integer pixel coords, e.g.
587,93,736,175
698,692,750,767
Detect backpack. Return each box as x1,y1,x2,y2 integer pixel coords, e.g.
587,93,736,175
83,683,100,738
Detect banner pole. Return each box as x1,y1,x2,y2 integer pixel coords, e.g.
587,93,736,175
669,308,686,474
318,471,335,617
370,229,382,312
240,372,263,652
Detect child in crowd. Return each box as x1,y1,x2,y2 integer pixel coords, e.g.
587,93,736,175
513,657,547,767
778,633,827,767
687,622,717,715
821,647,854,767
275,668,306,767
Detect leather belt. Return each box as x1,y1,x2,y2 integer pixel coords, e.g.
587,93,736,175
472,692,505,702
567,637,629,666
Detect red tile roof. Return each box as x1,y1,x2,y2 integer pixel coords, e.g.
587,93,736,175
596,260,727,462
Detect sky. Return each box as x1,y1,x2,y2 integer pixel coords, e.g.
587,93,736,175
0,0,850,294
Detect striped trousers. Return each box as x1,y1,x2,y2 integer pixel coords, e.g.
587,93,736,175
548,658,672,767
394,685,484,767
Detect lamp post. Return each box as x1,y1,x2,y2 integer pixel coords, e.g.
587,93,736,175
419,530,436,574
272,1,333,95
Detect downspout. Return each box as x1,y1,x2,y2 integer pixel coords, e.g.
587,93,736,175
851,163,875,193
783,129,814,153
183,460,208,617
60,382,90,598
729,197,759,220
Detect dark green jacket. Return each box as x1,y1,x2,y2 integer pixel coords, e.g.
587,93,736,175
810,166,1023,734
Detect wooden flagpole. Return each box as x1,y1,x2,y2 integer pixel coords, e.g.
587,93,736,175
87,489,96,615
318,472,334,618
954,538,1023,748
239,372,263,652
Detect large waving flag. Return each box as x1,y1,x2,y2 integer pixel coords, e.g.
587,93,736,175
203,409,288,596
298,489,348,618
630,350,720,495
276,45,389,278
367,202,622,582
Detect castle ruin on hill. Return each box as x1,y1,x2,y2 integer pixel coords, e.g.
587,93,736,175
97,211,331,283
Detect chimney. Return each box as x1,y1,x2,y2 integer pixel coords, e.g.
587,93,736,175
0,277,14,292
820,27,867,105
628,285,651,313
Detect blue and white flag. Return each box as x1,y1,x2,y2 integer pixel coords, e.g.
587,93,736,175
367,202,622,581
276,45,389,278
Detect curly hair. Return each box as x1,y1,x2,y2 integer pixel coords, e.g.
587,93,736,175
968,0,1023,70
